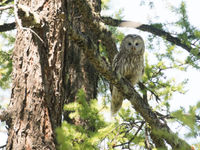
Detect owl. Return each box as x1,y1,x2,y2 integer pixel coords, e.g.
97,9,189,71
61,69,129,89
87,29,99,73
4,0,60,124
111,34,145,115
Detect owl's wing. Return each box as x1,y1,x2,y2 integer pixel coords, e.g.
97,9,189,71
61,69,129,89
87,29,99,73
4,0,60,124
112,51,127,80
112,52,123,72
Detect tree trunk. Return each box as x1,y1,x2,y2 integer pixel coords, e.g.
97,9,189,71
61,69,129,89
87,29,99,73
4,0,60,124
6,0,66,149
6,0,100,149
63,0,99,122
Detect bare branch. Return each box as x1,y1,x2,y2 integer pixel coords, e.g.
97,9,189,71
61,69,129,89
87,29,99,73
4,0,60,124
0,4,13,11
0,22,16,32
102,16,195,55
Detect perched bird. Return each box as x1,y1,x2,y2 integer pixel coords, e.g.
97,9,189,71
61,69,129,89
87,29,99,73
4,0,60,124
111,34,145,115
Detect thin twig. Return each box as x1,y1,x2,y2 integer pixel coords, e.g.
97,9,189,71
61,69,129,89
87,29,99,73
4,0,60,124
145,126,152,150
113,121,145,148
138,82,161,102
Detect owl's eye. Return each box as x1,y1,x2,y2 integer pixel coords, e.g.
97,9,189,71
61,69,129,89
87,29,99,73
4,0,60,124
128,42,132,46
135,42,139,46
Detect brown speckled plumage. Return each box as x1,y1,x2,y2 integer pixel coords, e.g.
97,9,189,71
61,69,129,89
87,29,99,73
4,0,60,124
111,34,145,115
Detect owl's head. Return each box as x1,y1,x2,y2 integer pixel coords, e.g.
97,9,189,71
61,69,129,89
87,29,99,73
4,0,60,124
120,34,145,54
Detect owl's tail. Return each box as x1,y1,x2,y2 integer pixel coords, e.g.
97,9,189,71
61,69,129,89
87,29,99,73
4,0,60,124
111,86,124,115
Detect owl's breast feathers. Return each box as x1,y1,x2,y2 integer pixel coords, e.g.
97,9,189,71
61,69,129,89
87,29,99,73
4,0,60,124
113,52,144,85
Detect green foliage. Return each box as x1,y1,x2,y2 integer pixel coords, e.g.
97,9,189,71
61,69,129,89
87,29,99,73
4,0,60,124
57,90,148,150
0,49,12,89
138,1,200,145
56,89,114,150
0,31,14,89
101,0,110,10
171,1,200,69
142,50,188,112
0,1,15,89
176,2,193,34
109,9,125,44
109,26,124,44
0,0,14,135
171,103,200,139
105,107,146,149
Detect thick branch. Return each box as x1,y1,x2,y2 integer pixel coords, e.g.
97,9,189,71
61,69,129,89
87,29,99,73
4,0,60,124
102,17,194,54
0,22,16,32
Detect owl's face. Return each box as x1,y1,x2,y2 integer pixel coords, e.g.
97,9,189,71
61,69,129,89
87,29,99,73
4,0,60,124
121,34,145,54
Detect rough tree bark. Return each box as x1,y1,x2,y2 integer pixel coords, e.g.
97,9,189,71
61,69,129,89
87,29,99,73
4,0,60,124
62,0,100,124
64,0,99,108
6,0,66,149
